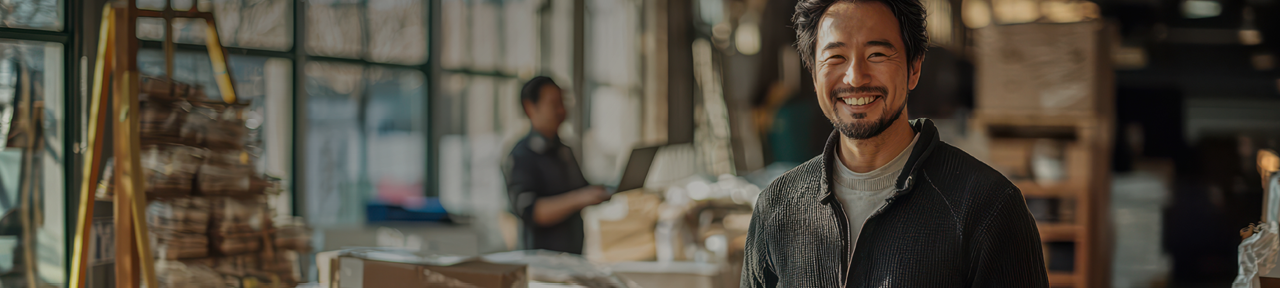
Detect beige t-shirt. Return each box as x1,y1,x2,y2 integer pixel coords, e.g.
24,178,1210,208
834,134,918,252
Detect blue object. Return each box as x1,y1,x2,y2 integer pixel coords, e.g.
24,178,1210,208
366,198,450,223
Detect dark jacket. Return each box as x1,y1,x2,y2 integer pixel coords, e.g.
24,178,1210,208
503,131,589,254
741,119,1048,287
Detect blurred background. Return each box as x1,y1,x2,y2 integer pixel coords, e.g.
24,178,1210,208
0,0,1278,287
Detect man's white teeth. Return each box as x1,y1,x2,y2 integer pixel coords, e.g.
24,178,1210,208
842,97,874,106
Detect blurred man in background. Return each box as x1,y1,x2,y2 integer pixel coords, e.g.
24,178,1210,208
503,76,610,254
739,0,1048,286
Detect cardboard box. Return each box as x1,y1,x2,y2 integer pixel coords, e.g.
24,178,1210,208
596,191,661,262
333,256,528,288
974,21,1111,117
1262,277,1280,288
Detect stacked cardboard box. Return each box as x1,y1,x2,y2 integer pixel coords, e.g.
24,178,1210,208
134,76,307,287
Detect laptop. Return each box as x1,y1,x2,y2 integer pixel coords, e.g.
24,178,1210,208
606,145,661,194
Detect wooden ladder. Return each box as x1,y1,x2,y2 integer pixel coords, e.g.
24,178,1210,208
69,1,239,287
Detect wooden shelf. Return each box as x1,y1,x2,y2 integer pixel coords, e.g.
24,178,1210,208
1038,223,1080,242
974,111,1103,128
1047,271,1076,287
1016,181,1080,198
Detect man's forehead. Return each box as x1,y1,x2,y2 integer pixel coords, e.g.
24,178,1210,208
816,1,900,44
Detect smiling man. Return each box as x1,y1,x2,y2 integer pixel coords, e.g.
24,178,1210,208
739,0,1049,287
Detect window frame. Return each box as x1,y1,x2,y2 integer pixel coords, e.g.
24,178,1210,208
0,0,77,285
123,0,436,225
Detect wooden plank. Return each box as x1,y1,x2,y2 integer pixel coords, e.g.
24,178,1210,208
113,3,161,288
120,68,159,288
203,17,238,103
1038,223,1080,242
112,173,137,288
1016,181,1079,198
1086,116,1114,288
70,7,115,288
974,111,1102,129
136,9,217,20
17,62,38,288
1047,271,1076,287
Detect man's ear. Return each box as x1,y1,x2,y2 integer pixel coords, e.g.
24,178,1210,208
521,100,535,118
811,66,821,95
907,56,925,90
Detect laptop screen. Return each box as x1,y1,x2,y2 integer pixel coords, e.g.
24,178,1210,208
615,146,661,193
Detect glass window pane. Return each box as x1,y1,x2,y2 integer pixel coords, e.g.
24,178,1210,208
496,78,524,136
434,73,468,136
136,17,211,46
173,0,194,11
137,17,167,42
439,0,469,69
138,0,165,10
136,49,272,102
304,62,429,226
587,0,638,87
171,17,211,45
303,61,365,226
364,66,426,206
468,1,502,71
502,0,538,75
435,73,467,209
136,0,293,51
305,0,364,59
213,0,293,51
0,39,66,286
367,0,427,65
466,76,496,135
137,49,218,99
546,0,575,81
138,0,209,11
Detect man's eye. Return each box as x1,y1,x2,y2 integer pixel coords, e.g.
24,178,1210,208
825,56,846,64
869,53,888,59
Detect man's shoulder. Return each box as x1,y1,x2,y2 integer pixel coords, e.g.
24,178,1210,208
917,141,1021,216
504,138,537,171
506,138,537,158
755,155,826,210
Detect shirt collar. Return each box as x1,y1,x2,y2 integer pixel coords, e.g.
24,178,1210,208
526,130,562,155
820,118,940,204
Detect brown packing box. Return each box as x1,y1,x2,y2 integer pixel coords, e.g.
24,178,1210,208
973,21,1112,117
1263,277,1280,287
598,190,660,262
333,256,528,288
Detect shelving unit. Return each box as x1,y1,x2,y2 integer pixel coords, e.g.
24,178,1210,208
971,20,1115,288
972,112,1112,288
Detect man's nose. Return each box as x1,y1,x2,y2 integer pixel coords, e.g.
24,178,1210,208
842,58,871,87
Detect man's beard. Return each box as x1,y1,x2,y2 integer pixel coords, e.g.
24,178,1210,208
830,95,907,140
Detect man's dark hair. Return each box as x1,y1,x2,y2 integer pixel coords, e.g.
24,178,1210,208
520,76,558,108
792,0,928,72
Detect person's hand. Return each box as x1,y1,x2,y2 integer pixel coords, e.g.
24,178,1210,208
574,186,611,206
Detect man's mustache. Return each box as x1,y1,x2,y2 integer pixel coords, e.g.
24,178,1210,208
831,86,888,97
